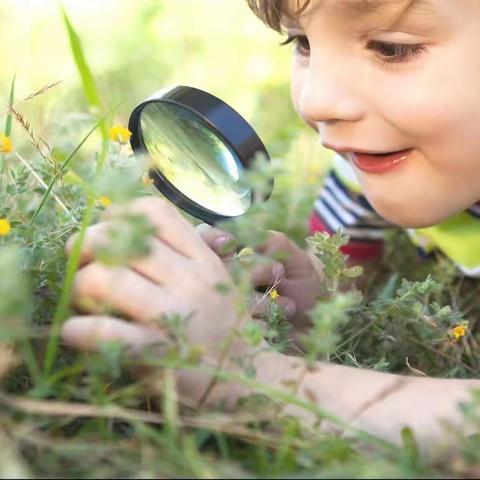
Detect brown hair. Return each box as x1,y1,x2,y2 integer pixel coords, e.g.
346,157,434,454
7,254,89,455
246,0,417,33
246,0,310,32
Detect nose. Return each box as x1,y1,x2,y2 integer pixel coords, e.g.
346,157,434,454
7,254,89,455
295,54,365,126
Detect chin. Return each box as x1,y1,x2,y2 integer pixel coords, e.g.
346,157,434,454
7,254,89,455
368,199,457,229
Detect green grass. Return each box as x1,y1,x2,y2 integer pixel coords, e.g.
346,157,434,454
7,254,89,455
0,3,479,479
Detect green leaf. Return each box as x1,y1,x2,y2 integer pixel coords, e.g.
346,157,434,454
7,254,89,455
61,8,109,143
62,9,102,111
4,73,15,137
378,273,400,300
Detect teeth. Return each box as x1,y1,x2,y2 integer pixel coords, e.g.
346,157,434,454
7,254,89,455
393,154,409,164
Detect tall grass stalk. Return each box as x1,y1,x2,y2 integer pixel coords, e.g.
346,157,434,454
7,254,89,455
42,192,96,376
62,8,110,169
42,10,121,375
1,74,16,193
4,74,15,137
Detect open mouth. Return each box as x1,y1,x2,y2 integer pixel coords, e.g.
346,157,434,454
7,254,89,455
349,149,412,174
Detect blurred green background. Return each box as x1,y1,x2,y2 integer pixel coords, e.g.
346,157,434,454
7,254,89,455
0,0,330,162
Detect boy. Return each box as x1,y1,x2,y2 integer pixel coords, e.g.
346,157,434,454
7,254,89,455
62,0,480,448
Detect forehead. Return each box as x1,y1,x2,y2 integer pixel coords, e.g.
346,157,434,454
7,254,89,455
282,0,430,25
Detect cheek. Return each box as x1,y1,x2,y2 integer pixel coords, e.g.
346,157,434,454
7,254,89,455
357,39,480,227
376,40,480,151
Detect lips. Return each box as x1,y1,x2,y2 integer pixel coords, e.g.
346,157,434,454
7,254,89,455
350,149,412,174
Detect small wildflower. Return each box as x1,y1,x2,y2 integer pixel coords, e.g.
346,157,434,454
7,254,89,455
237,247,255,258
269,289,280,300
142,171,154,186
98,196,112,208
450,325,468,341
0,135,13,154
109,125,132,145
0,218,12,237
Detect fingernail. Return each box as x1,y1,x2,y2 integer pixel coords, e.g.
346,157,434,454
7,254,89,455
214,236,226,248
214,235,233,251
272,263,285,280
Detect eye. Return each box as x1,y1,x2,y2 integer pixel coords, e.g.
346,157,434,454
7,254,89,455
367,40,426,65
280,35,310,57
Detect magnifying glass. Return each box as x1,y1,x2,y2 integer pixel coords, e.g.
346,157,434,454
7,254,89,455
129,85,272,225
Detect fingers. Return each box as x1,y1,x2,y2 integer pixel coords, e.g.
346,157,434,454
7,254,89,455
249,261,285,288
73,262,173,323
256,231,296,261
66,223,118,266
223,252,285,288
195,224,286,288
257,231,313,276
62,315,165,354
66,224,103,265
131,237,188,283
194,225,289,290
104,197,212,260
195,224,237,258
250,291,296,320
68,223,188,281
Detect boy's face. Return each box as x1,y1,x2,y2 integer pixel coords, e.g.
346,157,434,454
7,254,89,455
286,0,480,227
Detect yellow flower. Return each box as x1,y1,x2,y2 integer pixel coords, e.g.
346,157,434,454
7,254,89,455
0,218,11,237
109,125,132,145
269,289,280,300
0,135,13,154
451,325,468,341
98,196,112,208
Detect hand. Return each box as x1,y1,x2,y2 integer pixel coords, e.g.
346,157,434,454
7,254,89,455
61,197,274,407
196,225,325,331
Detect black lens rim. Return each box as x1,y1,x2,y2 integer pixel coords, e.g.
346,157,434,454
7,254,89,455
129,85,272,224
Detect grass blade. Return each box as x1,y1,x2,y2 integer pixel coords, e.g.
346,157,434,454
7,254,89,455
39,101,121,373
4,73,16,136
43,193,96,376
27,111,109,228
61,8,109,147
1,74,16,192
61,9,102,111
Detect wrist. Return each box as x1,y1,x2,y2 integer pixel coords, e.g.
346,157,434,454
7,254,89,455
195,344,290,409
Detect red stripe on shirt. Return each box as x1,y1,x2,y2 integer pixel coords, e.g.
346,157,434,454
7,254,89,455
309,212,383,262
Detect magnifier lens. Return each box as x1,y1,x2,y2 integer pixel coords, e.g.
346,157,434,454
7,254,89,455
140,102,252,217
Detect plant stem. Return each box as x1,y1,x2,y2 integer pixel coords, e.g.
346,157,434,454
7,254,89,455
42,192,96,376
15,152,76,221
28,111,110,228
196,309,248,408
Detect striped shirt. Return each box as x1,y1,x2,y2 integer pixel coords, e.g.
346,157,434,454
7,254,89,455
309,155,480,278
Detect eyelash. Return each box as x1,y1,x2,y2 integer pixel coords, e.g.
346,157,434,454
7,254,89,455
366,40,427,65
280,35,427,65
280,35,310,56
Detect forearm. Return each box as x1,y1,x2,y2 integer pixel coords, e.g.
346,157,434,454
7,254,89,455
258,352,479,448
